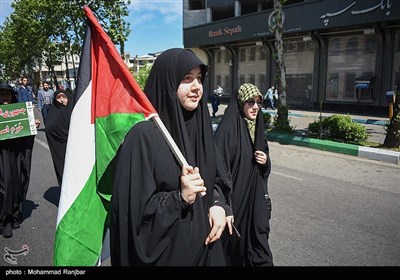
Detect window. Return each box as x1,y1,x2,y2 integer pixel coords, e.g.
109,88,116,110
224,76,230,93
283,37,315,107
188,0,204,10
249,47,256,61
258,46,266,60
249,74,255,84
287,42,297,53
239,74,245,85
238,45,266,97
327,73,339,99
284,0,304,5
330,38,341,56
365,35,376,54
240,48,246,62
241,1,258,15
216,51,221,64
326,34,376,103
211,6,235,21
346,36,359,55
305,41,314,52
297,41,305,52
216,75,222,86
344,73,356,99
224,51,230,63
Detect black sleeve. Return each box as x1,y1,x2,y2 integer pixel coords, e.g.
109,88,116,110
213,134,233,216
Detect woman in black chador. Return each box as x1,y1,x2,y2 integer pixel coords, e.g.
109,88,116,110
110,48,232,266
0,84,40,238
0,84,21,238
214,83,273,266
45,89,72,187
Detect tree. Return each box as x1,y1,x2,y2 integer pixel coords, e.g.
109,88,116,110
87,0,131,57
102,0,132,57
269,0,292,131
0,19,20,81
0,0,132,83
383,85,400,149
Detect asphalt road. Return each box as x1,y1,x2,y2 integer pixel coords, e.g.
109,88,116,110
0,113,399,269
268,142,400,266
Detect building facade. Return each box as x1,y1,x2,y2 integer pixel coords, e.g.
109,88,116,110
124,52,161,74
183,0,400,115
33,52,80,91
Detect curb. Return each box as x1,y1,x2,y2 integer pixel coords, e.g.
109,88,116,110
267,132,400,165
263,110,388,127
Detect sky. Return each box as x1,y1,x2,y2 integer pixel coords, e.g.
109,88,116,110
0,0,184,57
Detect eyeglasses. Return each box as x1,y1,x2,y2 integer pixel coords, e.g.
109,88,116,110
246,99,263,107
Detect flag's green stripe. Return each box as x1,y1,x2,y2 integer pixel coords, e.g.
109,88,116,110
54,113,147,266
54,165,104,266
95,113,147,201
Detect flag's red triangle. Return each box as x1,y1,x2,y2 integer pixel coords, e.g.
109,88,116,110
84,6,156,121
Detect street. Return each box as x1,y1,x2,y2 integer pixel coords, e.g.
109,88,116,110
0,121,399,267
268,141,399,266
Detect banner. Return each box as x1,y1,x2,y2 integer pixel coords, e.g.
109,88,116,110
0,102,37,141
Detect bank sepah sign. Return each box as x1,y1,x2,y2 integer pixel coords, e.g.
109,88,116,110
208,25,242,38
0,102,37,141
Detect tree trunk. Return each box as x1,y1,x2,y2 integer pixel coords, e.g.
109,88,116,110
270,0,291,131
383,92,400,148
64,51,70,89
51,66,59,90
273,0,287,107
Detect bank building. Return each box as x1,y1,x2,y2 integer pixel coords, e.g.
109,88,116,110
183,0,400,115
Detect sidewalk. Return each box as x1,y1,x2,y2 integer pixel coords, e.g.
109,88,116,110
209,103,400,165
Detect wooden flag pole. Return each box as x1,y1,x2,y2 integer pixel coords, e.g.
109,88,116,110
152,116,206,196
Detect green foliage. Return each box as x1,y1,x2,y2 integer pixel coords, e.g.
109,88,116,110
90,0,131,56
272,104,293,132
263,111,272,128
308,114,368,143
0,0,131,82
308,117,329,133
134,62,152,90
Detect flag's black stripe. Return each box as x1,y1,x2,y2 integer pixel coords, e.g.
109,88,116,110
73,23,92,107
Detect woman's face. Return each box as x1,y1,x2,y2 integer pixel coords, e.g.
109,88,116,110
176,65,203,111
243,96,262,120
56,93,68,106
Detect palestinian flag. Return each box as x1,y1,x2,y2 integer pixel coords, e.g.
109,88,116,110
53,6,157,266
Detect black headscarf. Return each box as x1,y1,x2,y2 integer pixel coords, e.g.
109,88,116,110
144,48,217,208
45,89,72,186
110,48,229,266
0,84,18,103
214,83,273,266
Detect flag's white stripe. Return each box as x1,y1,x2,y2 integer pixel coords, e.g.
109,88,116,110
57,81,95,225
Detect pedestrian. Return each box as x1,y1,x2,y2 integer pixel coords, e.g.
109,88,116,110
44,89,72,187
273,87,279,108
264,85,276,110
0,84,21,238
214,83,273,266
37,81,55,125
210,85,223,117
16,76,35,103
0,84,40,238
110,48,232,266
